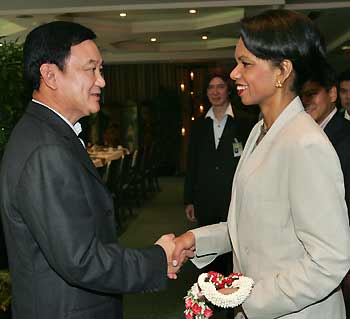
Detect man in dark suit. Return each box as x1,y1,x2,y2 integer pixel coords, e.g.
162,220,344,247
184,71,254,275
338,69,350,120
0,21,182,319
301,63,350,318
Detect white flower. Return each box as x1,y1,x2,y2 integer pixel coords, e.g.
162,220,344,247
197,273,254,308
184,272,254,318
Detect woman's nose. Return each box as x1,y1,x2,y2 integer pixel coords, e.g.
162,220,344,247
230,65,240,81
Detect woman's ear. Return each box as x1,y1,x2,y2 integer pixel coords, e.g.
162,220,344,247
39,63,57,90
278,59,293,86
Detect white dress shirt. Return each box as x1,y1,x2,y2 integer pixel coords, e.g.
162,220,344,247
205,103,234,149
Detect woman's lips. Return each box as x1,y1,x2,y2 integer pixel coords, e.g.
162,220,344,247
236,85,247,96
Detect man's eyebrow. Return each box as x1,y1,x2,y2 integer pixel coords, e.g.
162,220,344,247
84,59,103,66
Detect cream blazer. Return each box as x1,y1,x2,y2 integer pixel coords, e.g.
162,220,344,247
191,97,350,319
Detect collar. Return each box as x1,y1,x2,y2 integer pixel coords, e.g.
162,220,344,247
32,99,82,137
320,108,337,130
205,103,234,121
345,110,350,121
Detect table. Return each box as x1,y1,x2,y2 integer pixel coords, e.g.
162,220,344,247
88,147,128,167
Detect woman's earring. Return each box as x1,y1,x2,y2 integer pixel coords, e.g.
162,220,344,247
275,80,283,88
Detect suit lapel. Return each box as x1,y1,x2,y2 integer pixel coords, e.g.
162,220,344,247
236,97,304,190
324,113,345,143
203,117,216,151
217,116,235,151
26,102,103,183
227,121,260,270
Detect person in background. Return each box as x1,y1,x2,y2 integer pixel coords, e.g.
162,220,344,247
103,123,122,147
0,21,184,319
184,70,252,275
338,70,350,120
301,63,350,318
174,9,350,319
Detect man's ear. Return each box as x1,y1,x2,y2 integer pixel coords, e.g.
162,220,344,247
328,85,337,104
39,64,58,90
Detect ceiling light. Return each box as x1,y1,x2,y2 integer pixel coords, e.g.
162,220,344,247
189,9,197,14
120,12,127,17
201,35,208,40
150,37,157,42
16,14,33,19
341,45,350,50
0,43,3,47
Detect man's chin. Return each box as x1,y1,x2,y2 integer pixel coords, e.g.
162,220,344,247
91,103,101,114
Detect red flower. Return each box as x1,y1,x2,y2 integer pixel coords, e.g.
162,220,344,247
204,308,214,318
217,282,225,289
208,271,219,277
185,298,193,309
192,303,202,315
185,310,193,319
225,278,233,286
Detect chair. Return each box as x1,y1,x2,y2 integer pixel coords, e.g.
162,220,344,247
146,142,161,193
104,157,126,231
120,150,143,208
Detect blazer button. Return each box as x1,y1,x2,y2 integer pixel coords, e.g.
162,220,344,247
106,209,113,215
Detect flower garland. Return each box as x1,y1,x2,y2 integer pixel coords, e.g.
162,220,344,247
184,271,254,319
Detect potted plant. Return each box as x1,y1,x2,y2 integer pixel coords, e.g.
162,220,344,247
0,40,29,157
0,40,30,318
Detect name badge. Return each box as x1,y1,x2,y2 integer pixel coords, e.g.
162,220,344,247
233,138,243,157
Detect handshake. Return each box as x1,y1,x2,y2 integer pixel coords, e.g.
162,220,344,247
155,231,196,279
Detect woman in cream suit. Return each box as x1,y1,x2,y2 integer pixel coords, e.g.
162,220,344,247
174,9,350,319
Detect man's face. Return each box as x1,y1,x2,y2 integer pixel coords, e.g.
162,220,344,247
301,81,336,124
339,80,350,113
55,39,105,121
207,77,230,108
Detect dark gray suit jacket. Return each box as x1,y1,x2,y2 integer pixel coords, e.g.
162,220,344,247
324,112,350,215
0,101,167,319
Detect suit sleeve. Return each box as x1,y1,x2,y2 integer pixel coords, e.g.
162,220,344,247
184,122,199,205
190,222,232,269
243,136,350,318
15,144,168,294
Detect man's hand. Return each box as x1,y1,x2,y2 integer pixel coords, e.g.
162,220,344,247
155,234,185,279
172,231,196,268
185,204,196,222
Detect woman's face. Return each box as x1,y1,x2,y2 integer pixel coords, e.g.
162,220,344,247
230,38,281,107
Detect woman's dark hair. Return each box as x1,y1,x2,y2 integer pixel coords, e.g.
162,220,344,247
240,9,326,94
205,70,233,93
24,21,96,90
